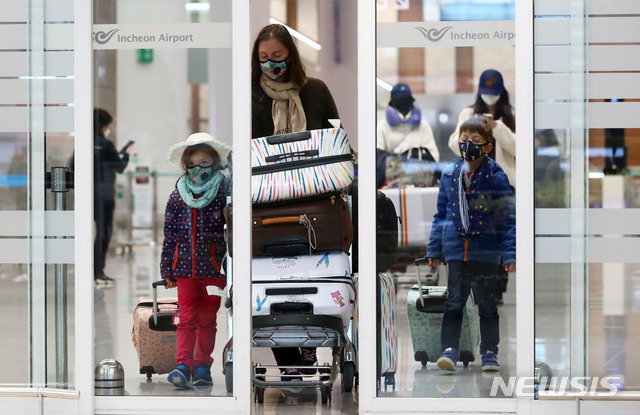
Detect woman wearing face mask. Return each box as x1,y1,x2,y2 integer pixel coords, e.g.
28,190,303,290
251,23,340,382
447,69,516,189
377,83,439,162
162,133,231,388
252,23,339,138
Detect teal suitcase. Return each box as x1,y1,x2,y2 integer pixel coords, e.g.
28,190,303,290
406,283,480,367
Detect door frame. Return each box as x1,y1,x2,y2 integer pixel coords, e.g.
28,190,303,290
74,1,252,413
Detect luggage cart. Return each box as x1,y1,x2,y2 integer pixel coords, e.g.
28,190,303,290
221,305,357,404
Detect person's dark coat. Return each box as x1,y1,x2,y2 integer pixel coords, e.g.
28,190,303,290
94,133,129,200
251,77,339,138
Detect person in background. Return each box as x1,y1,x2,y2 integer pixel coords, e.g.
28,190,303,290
427,115,516,372
377,83,439,163
91,108,131,284
162,133,231,388
447,69,515,189
251,23,341,381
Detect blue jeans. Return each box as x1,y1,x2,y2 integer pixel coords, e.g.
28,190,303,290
441,261,500,355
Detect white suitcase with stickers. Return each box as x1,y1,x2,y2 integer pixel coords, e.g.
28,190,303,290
251,251,351,280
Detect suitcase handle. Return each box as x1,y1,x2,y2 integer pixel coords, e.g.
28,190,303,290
261,216,302,225
262,214,317,252
416,297,447,313
265,149,319,163
152,280,167,327
414,258,439,308
265,131,311,145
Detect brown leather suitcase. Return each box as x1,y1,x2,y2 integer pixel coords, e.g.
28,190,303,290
225,194,353,256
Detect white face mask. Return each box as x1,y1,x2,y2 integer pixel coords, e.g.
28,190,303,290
480,94,500,106
104,128,111,138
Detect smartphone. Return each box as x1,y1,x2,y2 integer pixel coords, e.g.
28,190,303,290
120,140,134,154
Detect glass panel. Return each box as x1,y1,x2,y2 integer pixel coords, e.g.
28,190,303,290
1,0,76,389
92,0,233,396
534,0,640,398
376,0,516,398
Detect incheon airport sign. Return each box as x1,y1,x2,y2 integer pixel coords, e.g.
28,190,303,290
377,20,515,48
92,23,231,49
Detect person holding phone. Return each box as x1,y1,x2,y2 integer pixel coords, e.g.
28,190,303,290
447,69,515,189
90,108,133,284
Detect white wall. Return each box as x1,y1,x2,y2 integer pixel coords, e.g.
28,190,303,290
116,0,190,209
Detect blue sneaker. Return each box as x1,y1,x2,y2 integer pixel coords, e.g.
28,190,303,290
437,347,457,371
192,363,213,387
482,351,500,371
167,363,191,387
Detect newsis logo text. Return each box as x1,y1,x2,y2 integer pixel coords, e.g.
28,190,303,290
415,26,514,43
490,376,622,397
93,29,195,45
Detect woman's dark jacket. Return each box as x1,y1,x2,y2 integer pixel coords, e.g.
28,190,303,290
252,77,339,138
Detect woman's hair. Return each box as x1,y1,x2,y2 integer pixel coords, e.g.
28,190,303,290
251,24,307,88
94,108,113,134
180,144,221,172
459,115,495,145
471,90,516,133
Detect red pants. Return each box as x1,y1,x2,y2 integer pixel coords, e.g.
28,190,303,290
175,277,227,368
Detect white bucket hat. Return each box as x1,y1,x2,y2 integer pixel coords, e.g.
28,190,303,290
167,132,232,170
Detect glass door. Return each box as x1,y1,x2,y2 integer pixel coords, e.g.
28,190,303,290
87,0,251,413
533,1,640,412
0,0,76,392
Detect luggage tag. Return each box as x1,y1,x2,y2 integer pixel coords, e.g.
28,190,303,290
172,310,180,325
206,285,228,300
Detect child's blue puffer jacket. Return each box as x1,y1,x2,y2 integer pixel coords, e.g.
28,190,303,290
427,157,516,265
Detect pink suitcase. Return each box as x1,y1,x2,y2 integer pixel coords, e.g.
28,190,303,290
132,280,178,379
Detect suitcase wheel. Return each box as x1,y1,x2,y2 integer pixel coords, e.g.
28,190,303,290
140,366,155,379
384,373,396,392
460,351,474,367
414,351,428,367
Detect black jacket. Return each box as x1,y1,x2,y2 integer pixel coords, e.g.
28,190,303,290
93,133,129,200
251,77,339,138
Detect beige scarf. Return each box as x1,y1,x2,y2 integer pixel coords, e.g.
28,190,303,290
260,75,307,135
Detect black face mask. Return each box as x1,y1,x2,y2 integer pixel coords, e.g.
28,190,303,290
459,141,487,161
393,97,414,115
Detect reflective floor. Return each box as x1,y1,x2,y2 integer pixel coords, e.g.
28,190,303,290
93,245,518,409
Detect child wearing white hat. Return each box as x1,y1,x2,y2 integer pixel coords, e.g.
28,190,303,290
162,133,231,388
